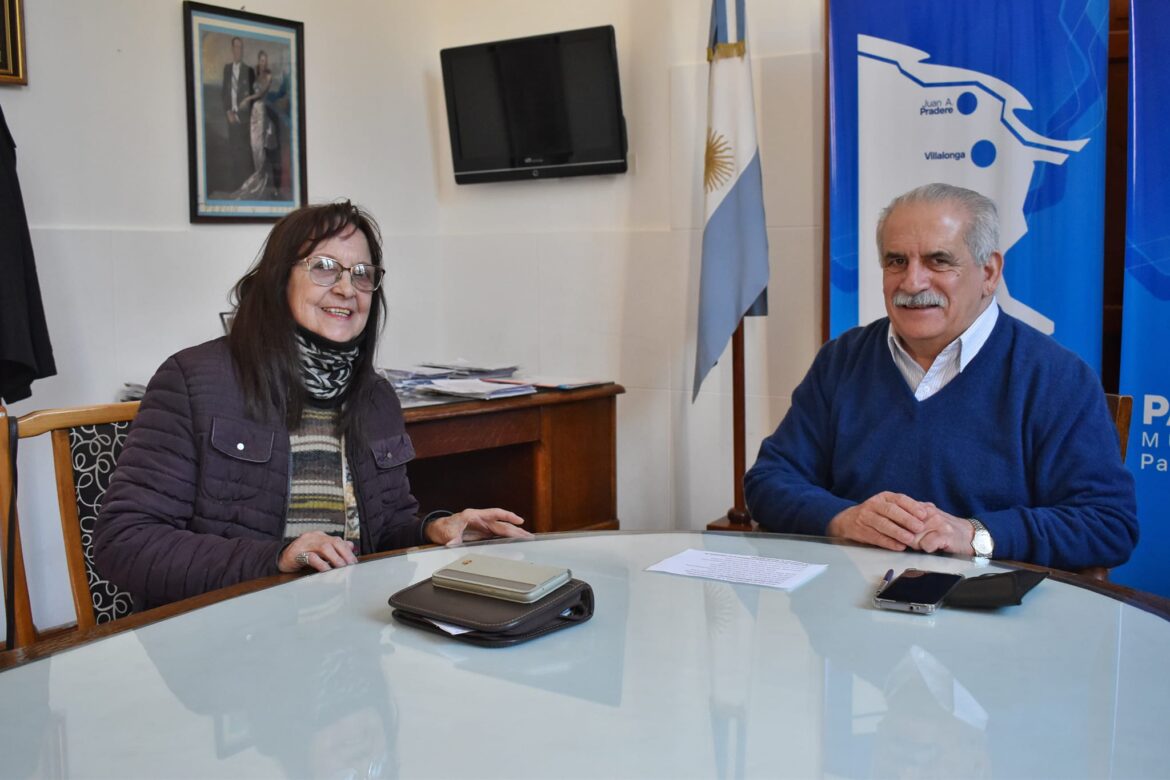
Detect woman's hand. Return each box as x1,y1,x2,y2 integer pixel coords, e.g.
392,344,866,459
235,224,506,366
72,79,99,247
424,508,532,547
278,531,359,573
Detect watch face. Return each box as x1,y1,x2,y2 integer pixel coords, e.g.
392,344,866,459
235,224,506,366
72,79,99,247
973,531,993,557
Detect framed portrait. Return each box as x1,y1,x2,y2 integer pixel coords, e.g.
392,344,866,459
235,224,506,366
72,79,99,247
0,0,28,85
183,2,307,222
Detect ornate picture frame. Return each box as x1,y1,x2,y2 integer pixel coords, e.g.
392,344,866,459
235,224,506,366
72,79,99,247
0,0,27,85
183,2,307,222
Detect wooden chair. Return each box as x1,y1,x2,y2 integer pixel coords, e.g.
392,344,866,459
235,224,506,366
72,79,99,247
1105,393,1133,463
0,402,141,649
1076,393,1133,582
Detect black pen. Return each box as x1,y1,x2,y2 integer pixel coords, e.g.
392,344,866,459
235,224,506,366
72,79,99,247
876,568,894,596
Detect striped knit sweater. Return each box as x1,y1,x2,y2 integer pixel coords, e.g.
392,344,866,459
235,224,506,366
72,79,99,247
285,406,360,543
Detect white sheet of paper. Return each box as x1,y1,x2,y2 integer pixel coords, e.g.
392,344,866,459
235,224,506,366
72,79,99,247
427,618,473,635
646,549,826,590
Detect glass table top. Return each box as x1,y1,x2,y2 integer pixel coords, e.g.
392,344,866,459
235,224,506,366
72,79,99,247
2,531,1168,779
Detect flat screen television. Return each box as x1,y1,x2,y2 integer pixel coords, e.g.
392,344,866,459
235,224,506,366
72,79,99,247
440,26,628,184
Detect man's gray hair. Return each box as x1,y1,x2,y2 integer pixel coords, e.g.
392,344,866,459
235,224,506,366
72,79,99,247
875,183,1000,266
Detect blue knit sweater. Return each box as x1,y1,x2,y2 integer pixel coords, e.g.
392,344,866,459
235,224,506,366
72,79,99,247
744,314,1138,570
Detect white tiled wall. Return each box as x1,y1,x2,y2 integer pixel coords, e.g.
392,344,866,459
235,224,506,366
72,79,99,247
2,0,824,631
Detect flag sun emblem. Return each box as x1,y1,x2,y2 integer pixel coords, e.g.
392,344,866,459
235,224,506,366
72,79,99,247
704,129,735,192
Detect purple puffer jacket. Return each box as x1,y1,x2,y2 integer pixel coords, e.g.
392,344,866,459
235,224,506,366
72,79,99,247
94,338,422,609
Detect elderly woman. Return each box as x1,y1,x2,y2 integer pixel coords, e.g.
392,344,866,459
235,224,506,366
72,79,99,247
95,202,529,609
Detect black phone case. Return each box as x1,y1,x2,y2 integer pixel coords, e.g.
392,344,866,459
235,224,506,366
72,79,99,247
943,569,1048,609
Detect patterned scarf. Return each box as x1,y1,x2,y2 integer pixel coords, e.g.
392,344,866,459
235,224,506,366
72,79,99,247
295,327,361,404
285,407,361,543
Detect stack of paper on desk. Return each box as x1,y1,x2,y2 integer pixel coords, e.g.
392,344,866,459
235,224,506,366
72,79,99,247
377,366,457,385
485,376,610,390
418,360,519,379
419,379,536,400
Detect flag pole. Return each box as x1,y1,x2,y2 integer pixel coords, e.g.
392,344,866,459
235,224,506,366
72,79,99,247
697,0,765,532
728,319,751,525
708,319,753,530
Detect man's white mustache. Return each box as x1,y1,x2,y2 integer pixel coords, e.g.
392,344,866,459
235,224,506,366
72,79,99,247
892,290,948,308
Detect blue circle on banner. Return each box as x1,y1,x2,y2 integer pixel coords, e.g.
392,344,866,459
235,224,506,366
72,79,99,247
971,140,996,168
957,92,978,115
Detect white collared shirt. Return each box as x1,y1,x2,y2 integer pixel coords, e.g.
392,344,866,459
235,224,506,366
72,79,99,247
887,299,1000,401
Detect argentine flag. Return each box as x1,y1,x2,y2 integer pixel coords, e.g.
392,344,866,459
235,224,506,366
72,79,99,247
693,0,770,400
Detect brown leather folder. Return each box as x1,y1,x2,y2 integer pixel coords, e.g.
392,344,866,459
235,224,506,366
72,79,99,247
389,577,594,647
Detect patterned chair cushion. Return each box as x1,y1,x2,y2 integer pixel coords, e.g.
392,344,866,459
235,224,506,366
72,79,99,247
69,422,134,624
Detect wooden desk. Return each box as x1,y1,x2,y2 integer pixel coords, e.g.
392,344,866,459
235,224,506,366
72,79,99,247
403,384,624,533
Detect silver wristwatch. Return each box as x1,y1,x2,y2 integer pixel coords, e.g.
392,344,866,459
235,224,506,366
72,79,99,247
969,518,994,558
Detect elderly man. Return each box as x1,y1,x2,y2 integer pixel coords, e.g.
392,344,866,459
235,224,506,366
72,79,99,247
744,183,1137,570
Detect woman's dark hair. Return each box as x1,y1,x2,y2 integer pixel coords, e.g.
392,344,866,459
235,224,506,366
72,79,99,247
228,201,386,440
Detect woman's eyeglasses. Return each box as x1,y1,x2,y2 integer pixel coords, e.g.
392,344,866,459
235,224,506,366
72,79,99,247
301,256,385,293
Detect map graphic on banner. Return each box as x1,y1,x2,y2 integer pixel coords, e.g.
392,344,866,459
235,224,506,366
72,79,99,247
855,35,1087,332
828,0,1108,370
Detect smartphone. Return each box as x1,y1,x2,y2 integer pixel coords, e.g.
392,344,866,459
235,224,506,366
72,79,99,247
873,569,964,614
432,555,571,603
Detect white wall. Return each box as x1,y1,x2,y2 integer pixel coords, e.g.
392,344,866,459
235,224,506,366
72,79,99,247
2,0,824,630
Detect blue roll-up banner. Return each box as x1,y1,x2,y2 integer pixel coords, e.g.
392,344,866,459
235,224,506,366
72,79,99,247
1114,0,1170,597
828,1,1108,370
